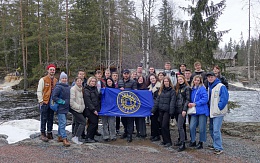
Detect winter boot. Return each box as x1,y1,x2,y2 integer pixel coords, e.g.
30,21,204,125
57,136,63,142
40,132,49,142
46,132,53,140
196,141,203,149
178,142,186,152
127,134,132,143
174,138,182,146
189,141,196,147
63,138,70,147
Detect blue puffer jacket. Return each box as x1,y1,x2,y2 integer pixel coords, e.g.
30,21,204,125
190,85,209,116
52,82,70,114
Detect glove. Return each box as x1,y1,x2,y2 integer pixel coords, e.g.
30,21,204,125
57,99,65,105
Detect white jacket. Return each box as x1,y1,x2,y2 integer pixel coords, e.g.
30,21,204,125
70,85,85,113
210,83,228,118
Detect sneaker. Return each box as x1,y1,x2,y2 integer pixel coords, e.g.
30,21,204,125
214,149,223,155
208,144,215,150
71,136,83,145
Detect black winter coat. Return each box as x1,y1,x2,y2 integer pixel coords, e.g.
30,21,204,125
118,78,137,90
152,87,176,115
175,84,191,114
83,85,101,116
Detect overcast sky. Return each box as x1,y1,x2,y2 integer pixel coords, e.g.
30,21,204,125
135,0,260,48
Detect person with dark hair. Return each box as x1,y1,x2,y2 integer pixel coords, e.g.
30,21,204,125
37,64,58,142
84,77,101,143
177,64,186,76
101,77,117,142
174,75,191,152
72,69,87,87
52,72,71,147
184,69,192,86
118,69,137,143
151,76,176,148
213,65,229,89
188,75,209,149
145,67,156,86
135,76,147,138
112,72,119,88
70,77,85,145
158,72,166,83
148,74,161,142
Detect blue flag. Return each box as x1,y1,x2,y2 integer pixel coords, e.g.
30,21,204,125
99,88,154,117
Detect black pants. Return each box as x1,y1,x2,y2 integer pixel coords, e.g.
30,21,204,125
135,117,146,136
86,112,98,139
175,113,186,142
116,117,121,131
175,113,188,141
121,117,134,136
159,111,172,144
70,109,86,137
151,110,160,137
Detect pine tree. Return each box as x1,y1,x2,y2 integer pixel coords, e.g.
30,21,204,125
181,0,229,66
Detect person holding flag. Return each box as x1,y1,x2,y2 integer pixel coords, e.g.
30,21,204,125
118,69,137,143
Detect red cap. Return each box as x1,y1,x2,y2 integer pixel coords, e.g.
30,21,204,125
46,64,56,70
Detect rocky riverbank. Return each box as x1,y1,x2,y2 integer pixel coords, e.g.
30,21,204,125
0,122,259,162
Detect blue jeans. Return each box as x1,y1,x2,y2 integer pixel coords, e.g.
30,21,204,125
40,104,54,133
209,116,224,150
58,114,67,138
189,114,207,142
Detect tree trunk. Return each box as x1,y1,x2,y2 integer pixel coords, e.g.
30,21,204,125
20,0,27,91
108,0,111,69
65,0,69,75
247,0,251,80
38,0,42,65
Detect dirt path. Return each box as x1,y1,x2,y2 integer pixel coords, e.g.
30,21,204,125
0,122,259,163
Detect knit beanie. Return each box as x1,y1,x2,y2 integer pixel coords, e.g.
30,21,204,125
46,64,56,70
59,71,68,80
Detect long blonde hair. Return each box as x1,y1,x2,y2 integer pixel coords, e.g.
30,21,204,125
191,75,204,88
175,75,189,94
158,76,174,95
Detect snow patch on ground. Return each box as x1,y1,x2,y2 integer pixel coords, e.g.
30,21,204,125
229,82,260,91
0,119,72,144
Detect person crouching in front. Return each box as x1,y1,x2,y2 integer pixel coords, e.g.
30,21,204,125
52,72,70,147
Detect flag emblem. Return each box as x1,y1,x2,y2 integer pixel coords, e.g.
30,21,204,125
117,91,141,114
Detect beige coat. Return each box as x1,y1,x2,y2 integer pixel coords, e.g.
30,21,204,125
70,84,85,113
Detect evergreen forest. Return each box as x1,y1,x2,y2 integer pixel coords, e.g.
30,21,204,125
0,0,259,88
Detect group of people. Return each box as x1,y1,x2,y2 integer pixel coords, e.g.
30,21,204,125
36,61,229,155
